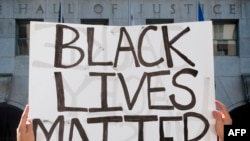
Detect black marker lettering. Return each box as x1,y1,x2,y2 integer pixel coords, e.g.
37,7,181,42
184,112,209,141
162,26,195,68
147,70,174,110
114,27,140,67
117,72,147,110
159,116,182,141
33,116,64,141
124,115,158,141
170,68,198,110
87,116,123,141
89,72,123,112
54,72,88,112
138,26,164,67
54,24,84,68
69,118,89,141
88,27,113,66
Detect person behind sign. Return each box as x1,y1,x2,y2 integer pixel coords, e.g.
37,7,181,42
17,101,232,141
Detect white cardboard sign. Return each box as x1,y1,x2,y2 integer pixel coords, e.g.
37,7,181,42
29,21,216,141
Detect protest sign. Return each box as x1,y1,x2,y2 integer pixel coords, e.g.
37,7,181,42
29,21,216,141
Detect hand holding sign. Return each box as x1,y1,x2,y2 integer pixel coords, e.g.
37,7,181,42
16,105,35,141
213,100,233,141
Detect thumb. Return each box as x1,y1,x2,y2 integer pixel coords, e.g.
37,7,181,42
213,110,223,120
26,120,33,133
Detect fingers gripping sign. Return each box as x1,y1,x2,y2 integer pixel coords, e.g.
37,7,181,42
16,105,35,141
213,100,232,141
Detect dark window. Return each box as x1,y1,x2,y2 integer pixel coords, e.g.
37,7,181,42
81,19,109,25
146,19,174,24
242,74,250,103
213,20,238,56
0,74,12,102
16,19,43,55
